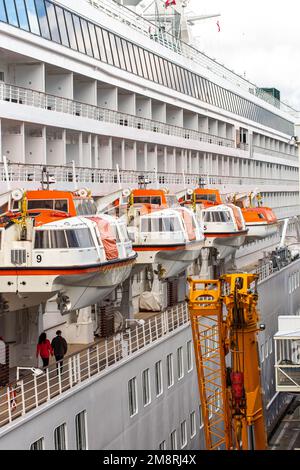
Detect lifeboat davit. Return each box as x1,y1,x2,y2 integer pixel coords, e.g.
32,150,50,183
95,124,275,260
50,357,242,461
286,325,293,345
0,191,136,313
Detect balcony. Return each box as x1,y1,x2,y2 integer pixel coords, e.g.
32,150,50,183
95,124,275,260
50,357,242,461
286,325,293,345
0,82,234,149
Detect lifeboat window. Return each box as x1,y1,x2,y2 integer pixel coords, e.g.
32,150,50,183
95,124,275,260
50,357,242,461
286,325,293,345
196,194,216,202
118,223,130,242
34,231,50,249
133,196,162,205
27,199,68,212
54,200,68,212
34,228,95,249
110,224,121,243
50,230,68,249
141,217,181,232
165,195,178,207
67,228,95,248
258,213,265,219
74,200,97,215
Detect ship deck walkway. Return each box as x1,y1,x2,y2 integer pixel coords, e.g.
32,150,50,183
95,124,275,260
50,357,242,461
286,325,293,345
0,303,189,430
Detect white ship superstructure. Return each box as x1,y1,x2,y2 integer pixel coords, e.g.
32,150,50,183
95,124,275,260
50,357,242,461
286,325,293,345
0,0,299,450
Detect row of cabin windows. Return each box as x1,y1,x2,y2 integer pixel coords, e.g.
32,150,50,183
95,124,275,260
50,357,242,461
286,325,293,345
30,410,87,450
158,406,205,450
0,0,293,135
34,227,95,249
128,341,193,417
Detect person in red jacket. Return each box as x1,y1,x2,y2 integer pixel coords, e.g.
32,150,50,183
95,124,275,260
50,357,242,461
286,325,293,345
36,332,53,369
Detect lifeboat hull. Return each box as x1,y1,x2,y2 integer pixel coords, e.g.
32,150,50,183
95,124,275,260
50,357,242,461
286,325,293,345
204,232,247,259
0,256,136,313
133,241,203,278
245,222,278,241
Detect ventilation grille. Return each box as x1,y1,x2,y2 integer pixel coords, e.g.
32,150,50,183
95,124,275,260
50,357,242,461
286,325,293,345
11,249,26,265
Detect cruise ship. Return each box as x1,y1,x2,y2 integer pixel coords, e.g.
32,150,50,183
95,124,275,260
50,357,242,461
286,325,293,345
0,0,299,450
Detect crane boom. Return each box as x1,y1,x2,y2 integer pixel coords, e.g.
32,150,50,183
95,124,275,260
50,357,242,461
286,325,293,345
188,273,267,450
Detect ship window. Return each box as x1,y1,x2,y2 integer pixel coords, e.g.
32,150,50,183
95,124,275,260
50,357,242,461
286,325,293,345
35,0,51,39
4,0,19,27
158,440,166,450
45,1,60,43
15,0,29,30
177,346,184,380
187,340,193,372
26,0,40,34
75,410,87,450
50,230,68,249
167,353,174,388
170,430,177,450
30,437,44,450
128,377,138,417
180,421,187,448
190,411,196,438
199,405,203,428
54,423,67,450
155,360,163,397
142,368,151,406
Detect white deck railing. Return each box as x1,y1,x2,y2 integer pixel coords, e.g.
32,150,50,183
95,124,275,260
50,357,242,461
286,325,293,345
0,82,234,149
0,162,297,188
0,303,189,429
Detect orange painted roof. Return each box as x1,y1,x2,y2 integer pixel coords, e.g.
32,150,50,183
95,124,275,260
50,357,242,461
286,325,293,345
242,207,277,224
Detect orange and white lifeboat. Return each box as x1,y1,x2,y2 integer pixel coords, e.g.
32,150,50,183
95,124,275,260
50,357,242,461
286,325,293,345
125,204,204,279
199,204,248,258
0,207,136,313
241,207,278,241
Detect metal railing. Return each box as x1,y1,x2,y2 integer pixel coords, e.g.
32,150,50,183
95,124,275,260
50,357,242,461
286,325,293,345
253,145,298,161
86,0,297,117
0,82,234,149
0,162,298,188
0,303,189,429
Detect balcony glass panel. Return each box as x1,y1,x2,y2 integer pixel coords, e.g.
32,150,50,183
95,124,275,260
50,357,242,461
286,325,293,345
80,19,92,56
55,6,69,47
0,0,7,22
88,23,99,59
72,15,85,53
4,0,18,26
35,0,50,39
15,0,29,30
64,11,77,50
45,1,60,43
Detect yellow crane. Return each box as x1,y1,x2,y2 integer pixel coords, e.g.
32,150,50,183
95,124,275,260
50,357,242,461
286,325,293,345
188,273,267,450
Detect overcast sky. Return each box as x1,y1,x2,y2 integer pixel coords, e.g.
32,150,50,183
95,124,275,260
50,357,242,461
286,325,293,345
188,0,300,110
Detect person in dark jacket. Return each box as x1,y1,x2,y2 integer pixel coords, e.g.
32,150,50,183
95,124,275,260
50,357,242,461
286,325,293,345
51,330,68,375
